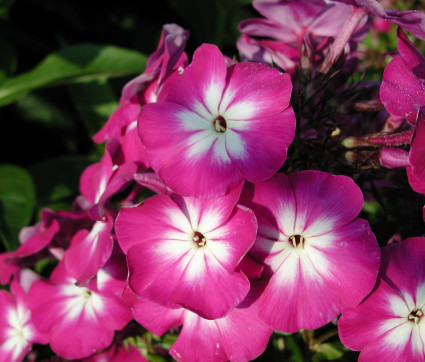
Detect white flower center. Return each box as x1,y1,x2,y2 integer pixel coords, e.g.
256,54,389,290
408,309,424,324
214,115,227,133
289,234,305,248
193,231,207,247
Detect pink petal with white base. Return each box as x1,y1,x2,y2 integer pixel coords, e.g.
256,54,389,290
164,44,227,115
64,216,114,283
339,238,425,360
226,109,296,182
289,171,364,236
220,62,292,119
139,102,243,197
116,191,256,318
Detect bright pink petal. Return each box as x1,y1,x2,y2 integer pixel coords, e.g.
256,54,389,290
407,166,425,194
170,311,228,362
115,194,191,254
164,44,227,116
221,62,293,119
64,217,114,283
257,250,342,332
132,300,183,336
307,218,380,307
379,147,410,168
172,249,250,319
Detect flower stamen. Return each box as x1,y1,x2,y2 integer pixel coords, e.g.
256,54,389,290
408,309,424,324
289,234,305,248
193,231,207,247
214,116,227,133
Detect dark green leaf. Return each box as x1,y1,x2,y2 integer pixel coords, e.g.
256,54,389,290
0,164,36,250
67,79,118,137
0,43,147,107
0,38,16,84
29,156,95,206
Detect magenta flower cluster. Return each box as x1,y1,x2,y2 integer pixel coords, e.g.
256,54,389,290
1,1,425,361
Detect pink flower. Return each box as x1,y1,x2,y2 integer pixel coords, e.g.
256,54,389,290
0,281,47,362
126,281,272,362
138,43,296,198
240,171,380,332
29,260,132,359
339,237,425,361
115,184,257,319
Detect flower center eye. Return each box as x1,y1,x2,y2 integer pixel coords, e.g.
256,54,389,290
193,231,207,247
408,309,424,324
289,234,305,248
214,116,227,133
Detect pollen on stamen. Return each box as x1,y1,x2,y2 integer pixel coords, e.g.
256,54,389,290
408,309,424,324
193,231,207,247
214,115,227,133
289,234,305,248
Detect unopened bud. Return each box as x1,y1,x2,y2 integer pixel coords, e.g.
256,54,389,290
354,99,384,112
330,127,341,140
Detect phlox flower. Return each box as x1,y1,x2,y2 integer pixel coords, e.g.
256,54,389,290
240,171,381,332
339,237,425,361
237,0,366,74
115,184,257,319
124,281,272,362
138,43,296,198
28,259,132,359
0,280,47,362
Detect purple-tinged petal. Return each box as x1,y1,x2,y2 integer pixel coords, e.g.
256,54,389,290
253,0,327,34
409,109,425,182
407,166,425,194
384,10,425,41
330,0,386,17
380,57,425,124
226,109,296,183
133,172,172,195
397,28,425,80
238,18,295,42
289,170,364,236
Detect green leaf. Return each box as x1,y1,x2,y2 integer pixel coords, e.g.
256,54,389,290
0,164,36,250
0,43,147,107
0,38,16,84
29,156,95,206
312,342,347,362
67,79,119,137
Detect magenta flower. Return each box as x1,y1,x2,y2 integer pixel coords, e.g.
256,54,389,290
29,260,132,359
115,185,257,319
138,43,296,197
240,171,380,332
0,281,47,362
339,237,425,361
126,282,272,362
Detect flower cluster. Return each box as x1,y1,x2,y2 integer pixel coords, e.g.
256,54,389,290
1,1,425,361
